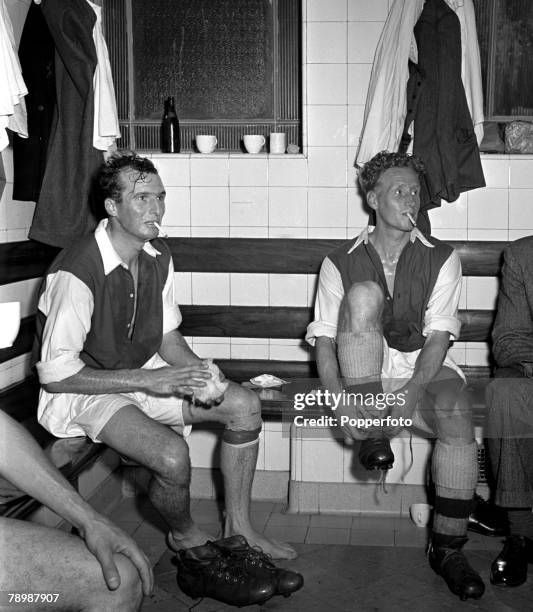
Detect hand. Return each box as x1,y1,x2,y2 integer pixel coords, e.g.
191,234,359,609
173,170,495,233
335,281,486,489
81,514,153,595
383,382,420,437
144,364,211,396
334,393,384,440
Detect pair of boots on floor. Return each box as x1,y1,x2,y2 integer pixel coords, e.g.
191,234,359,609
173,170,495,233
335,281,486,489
175,534,304,607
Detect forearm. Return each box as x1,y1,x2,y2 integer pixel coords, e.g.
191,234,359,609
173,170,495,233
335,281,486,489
316,336,344,394
0,412,101,532
410,331,450,388
493,333,533,370
43,365,151,395
159,329,202,367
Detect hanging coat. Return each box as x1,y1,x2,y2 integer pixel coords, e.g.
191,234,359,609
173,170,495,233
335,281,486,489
12,1,55,202
28,0,102,248
400,0,485,212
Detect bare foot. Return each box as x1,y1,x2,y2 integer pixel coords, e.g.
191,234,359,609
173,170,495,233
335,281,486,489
225,527,297,560
167,524,216,552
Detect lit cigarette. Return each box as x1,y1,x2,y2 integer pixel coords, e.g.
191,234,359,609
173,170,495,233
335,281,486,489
406,212,416,227
154,221,167,237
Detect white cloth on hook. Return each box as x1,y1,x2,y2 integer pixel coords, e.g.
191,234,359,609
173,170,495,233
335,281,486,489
0,0,28,152
87,0,120,151
447,0,484,144
356,0,425,166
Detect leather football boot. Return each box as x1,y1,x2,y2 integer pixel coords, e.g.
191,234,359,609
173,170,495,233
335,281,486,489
176,542,276,606
428,536,485,600
358,437,394,470
490,535,533,587
468,495,509,537
213,535,304,597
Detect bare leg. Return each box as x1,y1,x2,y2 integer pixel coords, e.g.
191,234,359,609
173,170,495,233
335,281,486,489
97,405,213,550
0,518,142,612
184,383,297,559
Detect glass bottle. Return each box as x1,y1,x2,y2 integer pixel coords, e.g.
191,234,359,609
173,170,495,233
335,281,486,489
161,96,180,153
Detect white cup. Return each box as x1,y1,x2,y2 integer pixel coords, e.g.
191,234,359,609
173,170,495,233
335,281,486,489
243,134,265,154
0,301,21,349
409,503,433,528
269,132,287,154
196,134,217,154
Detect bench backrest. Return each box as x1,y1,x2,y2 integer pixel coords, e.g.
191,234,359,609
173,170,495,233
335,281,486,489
0,238,505,375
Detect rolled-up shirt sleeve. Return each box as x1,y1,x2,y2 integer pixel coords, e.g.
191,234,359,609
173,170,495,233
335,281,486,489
423,249,462,340
163,258,182,334
36,271,93,384
305,257,344,346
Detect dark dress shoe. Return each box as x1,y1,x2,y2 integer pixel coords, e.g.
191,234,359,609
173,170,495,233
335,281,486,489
358,437,394,470
213,535,304,597
490,535,533,587
176,542,276,606
468,495,509,537
428,536,485,600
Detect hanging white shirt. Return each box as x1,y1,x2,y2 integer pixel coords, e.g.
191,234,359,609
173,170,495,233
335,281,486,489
356,0,425,166
87,0,121,152
0,0,28,152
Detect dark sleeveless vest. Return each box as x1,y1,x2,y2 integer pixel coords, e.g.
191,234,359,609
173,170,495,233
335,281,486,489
328,235,453,353
36,235,171,370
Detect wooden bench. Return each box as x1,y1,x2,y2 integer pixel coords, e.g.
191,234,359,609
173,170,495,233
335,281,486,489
0,237,504,516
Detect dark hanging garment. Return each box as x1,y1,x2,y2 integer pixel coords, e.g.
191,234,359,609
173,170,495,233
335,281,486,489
28,0,102,248
12,1,55,202
400,0,485,216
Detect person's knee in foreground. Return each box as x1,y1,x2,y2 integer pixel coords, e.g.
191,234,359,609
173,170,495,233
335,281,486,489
33,151,299,604
0,410,151,612
485,236,533,588
306,150,483,600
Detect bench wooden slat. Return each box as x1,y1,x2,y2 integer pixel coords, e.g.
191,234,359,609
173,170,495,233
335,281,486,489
0,307,496,367
0,240,59,286
170,238,506,277
1,238,506,284
179,305,494,342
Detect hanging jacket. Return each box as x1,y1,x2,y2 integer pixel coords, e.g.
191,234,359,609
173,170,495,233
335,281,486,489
400,0,485,211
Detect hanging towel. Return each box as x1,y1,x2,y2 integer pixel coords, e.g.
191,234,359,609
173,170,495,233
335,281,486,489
87,0,121,152
0,0,28,152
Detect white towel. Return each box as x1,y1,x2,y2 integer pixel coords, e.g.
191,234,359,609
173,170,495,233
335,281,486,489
0,0,28,152
87,0,121,152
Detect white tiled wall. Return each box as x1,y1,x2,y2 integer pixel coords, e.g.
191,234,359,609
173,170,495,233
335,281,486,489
2,0,533,483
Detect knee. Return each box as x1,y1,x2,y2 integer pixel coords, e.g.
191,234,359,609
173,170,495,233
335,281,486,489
111,554,144,611
343,281,384,325
222,388,262,443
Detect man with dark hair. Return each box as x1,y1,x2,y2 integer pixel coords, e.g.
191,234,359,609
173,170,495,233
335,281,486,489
306,150,484,600
35,152,298,604
486,237,533,587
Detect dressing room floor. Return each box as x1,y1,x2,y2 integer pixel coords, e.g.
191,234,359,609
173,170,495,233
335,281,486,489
108,497,533,611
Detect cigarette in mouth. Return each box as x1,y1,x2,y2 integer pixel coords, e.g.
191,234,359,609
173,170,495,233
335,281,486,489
405,212,417,227
153,221,167,237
